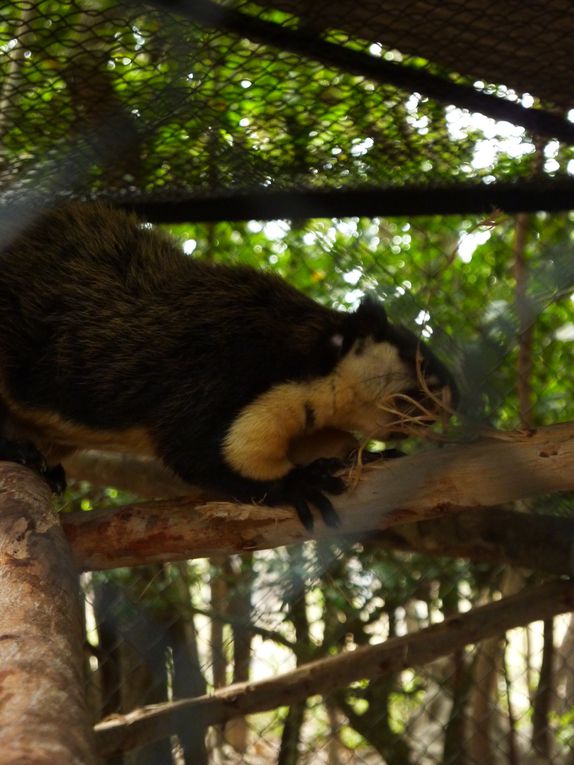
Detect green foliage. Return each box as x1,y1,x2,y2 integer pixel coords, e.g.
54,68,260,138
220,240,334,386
3,0,562,199
167,205,574,433
7,3,573,759
163,207,574,758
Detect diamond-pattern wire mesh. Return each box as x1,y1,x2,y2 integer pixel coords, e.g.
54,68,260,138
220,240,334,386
2,0,574,763
255,0,574,112
2,0,573,208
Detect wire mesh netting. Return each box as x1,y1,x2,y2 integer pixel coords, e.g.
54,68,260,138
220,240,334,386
1,0,574,213
1,1,574,763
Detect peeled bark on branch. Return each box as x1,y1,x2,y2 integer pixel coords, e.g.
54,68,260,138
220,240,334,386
63,421,574,571
0,463,96,765
95,579,574,757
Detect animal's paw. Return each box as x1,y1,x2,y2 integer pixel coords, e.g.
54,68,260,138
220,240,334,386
278,458,347,531
0,438,67,494
44,464,67,494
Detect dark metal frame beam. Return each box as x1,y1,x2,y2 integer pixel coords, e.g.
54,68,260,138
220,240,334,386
120,180,574,223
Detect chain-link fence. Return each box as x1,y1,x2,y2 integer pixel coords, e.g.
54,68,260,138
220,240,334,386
1,1,574,763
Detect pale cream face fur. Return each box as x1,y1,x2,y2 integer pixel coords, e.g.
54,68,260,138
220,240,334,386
222,337,418,481
326,337,416,437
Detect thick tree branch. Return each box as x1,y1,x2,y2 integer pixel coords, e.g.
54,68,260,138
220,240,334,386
95,580,574,756
65,448,574,575
0,463,97,764
63,422,574,572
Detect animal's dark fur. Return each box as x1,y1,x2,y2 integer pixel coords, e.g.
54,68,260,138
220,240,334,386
0,203,456,528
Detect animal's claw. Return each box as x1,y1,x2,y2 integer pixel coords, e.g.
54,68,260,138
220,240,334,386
45,464,67,494
0,438,66,494
280,457,346,530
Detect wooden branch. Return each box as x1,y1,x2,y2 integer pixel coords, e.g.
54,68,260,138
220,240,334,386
62,422,574,571
65,448,574,575
368,509,574,576
0,463,97,764
95,579,574,756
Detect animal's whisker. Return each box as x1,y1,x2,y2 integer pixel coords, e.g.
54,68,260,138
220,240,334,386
414,348,456,419
374,387,453,443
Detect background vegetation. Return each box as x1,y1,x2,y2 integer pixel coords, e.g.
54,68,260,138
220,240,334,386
2,1,574,763
77,204,574,765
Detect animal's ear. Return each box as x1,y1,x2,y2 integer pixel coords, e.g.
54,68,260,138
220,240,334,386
322,298,389,370
351,296,388,340
329,332,345,352
312,330,347,375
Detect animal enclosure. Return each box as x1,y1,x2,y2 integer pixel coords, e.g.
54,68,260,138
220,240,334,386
1,1,574,763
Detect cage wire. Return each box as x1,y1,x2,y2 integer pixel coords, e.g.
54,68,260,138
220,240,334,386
1,0,574,763
2,0,574,214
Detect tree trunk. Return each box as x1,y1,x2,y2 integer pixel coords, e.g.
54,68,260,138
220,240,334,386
209,555,228,756
441,580,470,765
120,566,172,765
225,554,254,755
278,546,310,765
532,618,554,758
0,462,96,764
468,634,502,765
164,563,208,765
93,577,125,765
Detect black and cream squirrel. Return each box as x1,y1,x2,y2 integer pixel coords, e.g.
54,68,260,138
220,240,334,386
0,203,457,529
